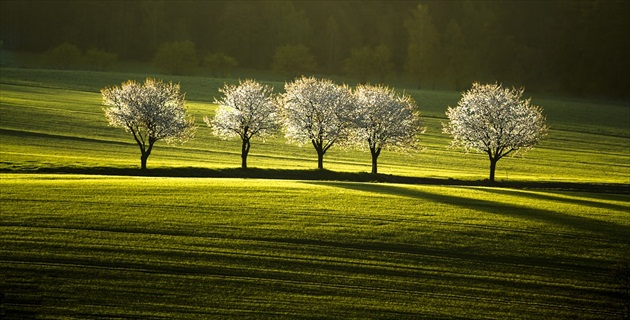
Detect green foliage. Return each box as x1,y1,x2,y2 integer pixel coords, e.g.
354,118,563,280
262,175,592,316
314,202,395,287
203,52,238,77
154,40,199,75
273,44,316,78
84,48,118,71
2,1,629,98
268,1,311,46
41,42,83,70
344,44,394,84
0,49,20,67
41,44,118,71
344,47,372,83
405,4,441,89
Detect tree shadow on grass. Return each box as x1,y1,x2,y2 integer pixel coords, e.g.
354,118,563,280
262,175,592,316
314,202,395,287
4,165,628,194
311,181,630,243
478,187,630,214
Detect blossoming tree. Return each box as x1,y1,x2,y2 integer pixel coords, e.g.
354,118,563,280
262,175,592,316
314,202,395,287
443,83,547,181
352,84,424,174
279,76,356,170
101,78,196,170
204,80,278,169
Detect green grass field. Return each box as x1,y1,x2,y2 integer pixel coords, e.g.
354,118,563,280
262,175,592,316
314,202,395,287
1,67,628,182
2,175,629,319
1,67,629,318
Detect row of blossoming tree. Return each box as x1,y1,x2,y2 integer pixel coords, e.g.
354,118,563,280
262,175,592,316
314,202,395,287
101,77,547,181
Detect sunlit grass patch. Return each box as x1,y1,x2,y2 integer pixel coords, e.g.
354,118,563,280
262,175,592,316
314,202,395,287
1,174,628,318
2,67,629,182
1,67,629,318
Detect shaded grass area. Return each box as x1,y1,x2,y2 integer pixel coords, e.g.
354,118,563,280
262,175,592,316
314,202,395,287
2,165,628,195
1,175,629,319
318,182,630,241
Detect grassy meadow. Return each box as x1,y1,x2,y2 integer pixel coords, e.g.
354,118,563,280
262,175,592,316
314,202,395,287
1,67,628,182
2,175,629,319
1,67,629,318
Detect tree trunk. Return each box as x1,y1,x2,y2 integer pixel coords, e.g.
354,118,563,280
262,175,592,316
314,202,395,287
312,139,326,170
489,157,498,182
140,152,149,170
241,138,250,169
138,139,154,171
370,146,381,175
317,150,324,170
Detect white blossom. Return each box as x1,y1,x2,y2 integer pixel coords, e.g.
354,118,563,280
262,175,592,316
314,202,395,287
278,76,356,169
443,82,547,181
204,79,278,168
352,84,424,174
101,78,196,169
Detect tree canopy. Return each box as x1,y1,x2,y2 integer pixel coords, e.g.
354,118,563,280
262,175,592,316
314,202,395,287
352,84,424,174
101,78,196,169
443,83,547,181
2,1,628,98
279,76,356,170
205,80,279,169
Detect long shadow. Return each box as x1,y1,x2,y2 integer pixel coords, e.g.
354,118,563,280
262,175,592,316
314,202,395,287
0,128,129,146
4,165,469,184
311,181,630,243
3,165,629,194
479,187,630,213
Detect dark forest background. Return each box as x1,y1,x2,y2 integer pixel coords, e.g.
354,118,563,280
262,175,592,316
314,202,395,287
1,0,628,99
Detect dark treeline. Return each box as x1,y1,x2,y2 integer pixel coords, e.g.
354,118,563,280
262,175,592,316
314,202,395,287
1,0,628,99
